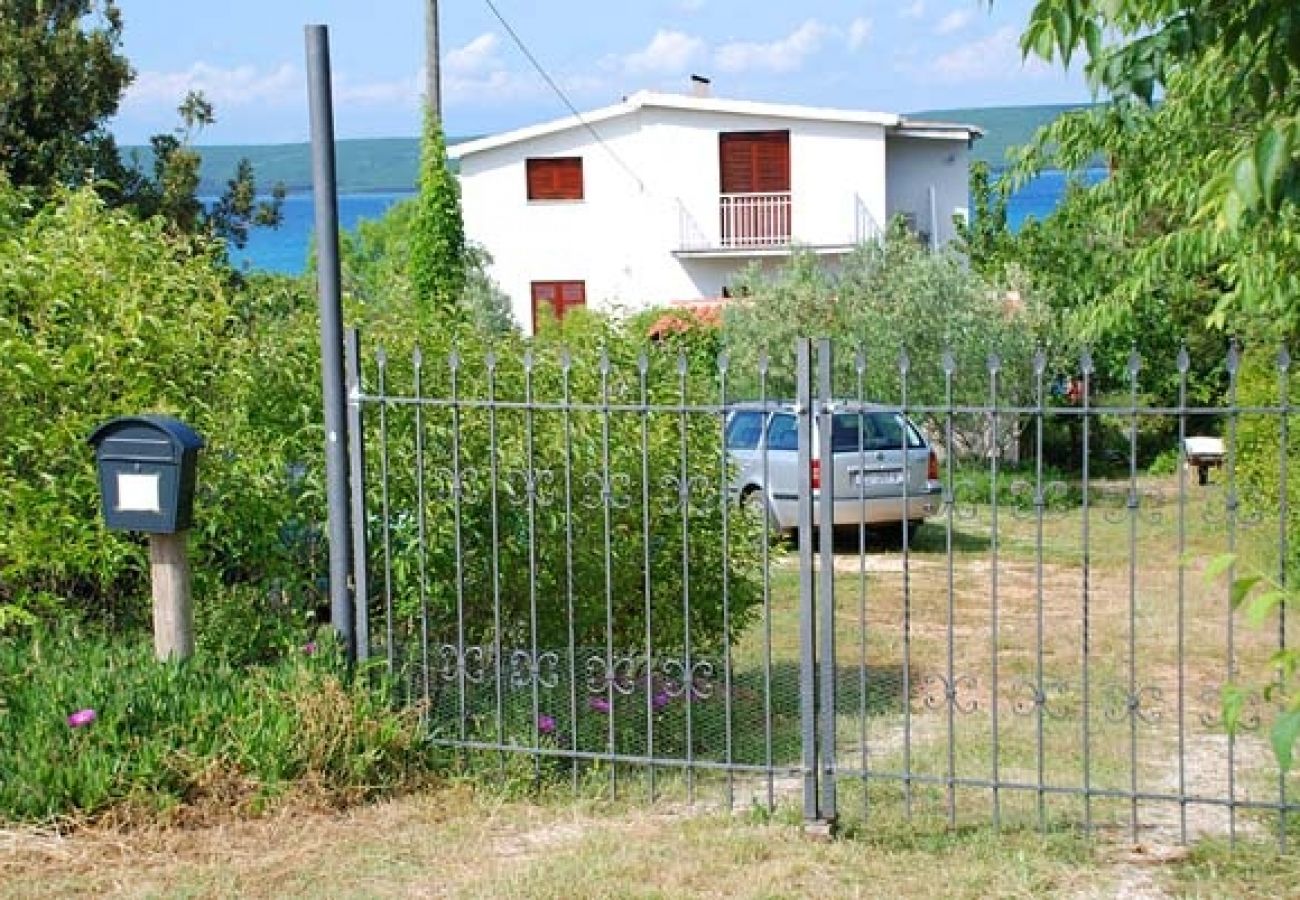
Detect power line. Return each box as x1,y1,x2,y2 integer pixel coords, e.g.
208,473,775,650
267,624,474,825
481,0,646,192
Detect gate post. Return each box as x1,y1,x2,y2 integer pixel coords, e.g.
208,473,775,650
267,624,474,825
816,338,839,826
796,339,820,825
345,328,370,661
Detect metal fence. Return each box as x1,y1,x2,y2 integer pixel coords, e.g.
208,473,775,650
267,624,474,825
345,332,1300,848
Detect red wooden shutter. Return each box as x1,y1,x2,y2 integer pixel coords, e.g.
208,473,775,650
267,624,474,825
719,131,789,194
526,158,584,200
531,281,586,330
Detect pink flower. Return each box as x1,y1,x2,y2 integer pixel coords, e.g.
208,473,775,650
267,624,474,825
538,714,556,734
302,641,317,655
588,696,611,714
67,708,96,728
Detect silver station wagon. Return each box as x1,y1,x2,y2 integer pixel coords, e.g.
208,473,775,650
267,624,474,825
726,402,942,540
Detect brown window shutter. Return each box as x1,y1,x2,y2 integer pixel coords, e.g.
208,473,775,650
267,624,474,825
531,280,586,330
526,158,584,200
719,131,789,193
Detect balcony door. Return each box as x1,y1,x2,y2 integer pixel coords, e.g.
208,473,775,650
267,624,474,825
719,130,791,247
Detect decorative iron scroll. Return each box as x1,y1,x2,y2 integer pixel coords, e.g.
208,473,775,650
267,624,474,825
580,471,633,510
1008,480,1073,521
919,674,979,714
1102,685,1165,724
1198,686,1263,731
436,644,488,684
1010,678,1074,719
430,466,483,504
509,649,561,689
660,473,718,514
504,468,558,507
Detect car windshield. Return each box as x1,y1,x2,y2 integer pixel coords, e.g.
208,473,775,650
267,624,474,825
830,412,924,452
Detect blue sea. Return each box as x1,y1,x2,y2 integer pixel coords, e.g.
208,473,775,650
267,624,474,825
232,169,1106,275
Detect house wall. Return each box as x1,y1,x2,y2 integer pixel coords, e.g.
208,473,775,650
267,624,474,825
884,135,971,247
458,105,966,334
457,113,654,331
635,106,888,251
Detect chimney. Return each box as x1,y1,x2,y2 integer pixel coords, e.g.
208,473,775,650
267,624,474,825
690,74,711,98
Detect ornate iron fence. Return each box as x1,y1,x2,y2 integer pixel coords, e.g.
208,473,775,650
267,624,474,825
345,332,1300,848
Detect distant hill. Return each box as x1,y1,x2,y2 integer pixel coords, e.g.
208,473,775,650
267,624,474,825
909,103,1098,168
119,136,471,195
121,103,1093,194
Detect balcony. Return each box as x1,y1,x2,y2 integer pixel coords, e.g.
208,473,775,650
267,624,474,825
675,193,881,257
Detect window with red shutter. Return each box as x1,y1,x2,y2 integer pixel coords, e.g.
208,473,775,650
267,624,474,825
718,131,790,194
531,280,586,330
526,157,584,200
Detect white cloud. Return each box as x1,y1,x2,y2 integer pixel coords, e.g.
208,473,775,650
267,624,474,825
715,20,831,74
678,0,705,10
847,17,873,51
125,63,302,110
935,9,975,35
445,33,501,74
624,29,706,74
336,72,421,107
900,1,925,20
930,25,1049,82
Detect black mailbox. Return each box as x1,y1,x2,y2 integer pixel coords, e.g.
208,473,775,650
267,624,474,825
88,416,204,533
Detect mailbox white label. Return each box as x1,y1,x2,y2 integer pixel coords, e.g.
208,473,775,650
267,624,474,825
116,472,161,513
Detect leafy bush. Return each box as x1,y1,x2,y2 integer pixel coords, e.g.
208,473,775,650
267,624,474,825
0,184,325,623
0,622,431,823
1235,347,1299,568
352,307,764,662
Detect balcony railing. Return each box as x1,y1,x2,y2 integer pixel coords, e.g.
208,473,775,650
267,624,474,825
676,192,883,254
719,191,792,248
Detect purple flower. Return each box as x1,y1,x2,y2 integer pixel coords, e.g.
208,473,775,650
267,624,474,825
652,692,671,711
302,641,317,655
588,696,611,714
538,714,556,734
67,708,96,728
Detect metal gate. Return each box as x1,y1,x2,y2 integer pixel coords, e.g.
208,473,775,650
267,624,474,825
345,330,1300,847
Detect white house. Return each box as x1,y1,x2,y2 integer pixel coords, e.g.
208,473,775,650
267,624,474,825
449,84,981,333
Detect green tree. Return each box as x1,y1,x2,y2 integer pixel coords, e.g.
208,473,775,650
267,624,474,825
409,111,466,320
339,197,515,335
1016,0,1300,330
0,0,132,192
126,92,284,250
722,234,1043,457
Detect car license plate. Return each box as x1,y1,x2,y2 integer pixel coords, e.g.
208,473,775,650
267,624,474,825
857,470,902,486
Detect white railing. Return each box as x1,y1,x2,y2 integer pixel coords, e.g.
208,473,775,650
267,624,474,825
853,193,883,244
719,191,792,248
676,192,883,252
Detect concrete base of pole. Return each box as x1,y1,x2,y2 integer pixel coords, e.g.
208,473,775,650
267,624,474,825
149,532,194,661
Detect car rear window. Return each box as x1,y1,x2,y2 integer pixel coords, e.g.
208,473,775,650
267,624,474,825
831,412,924,452
725,411,764,450
767,413,798,451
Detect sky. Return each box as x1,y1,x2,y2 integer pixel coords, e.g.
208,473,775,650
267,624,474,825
110,0,1092,146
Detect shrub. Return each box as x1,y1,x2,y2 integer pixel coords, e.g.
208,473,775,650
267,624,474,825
351,306,764,664
0,185,325,624
721,234,1045,460
0,622,430,823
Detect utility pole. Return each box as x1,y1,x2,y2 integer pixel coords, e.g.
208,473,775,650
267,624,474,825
425,0,441,119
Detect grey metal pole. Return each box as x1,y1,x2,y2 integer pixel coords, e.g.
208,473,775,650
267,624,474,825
425,0,441,119
306,24,355,660
796,339,820,826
